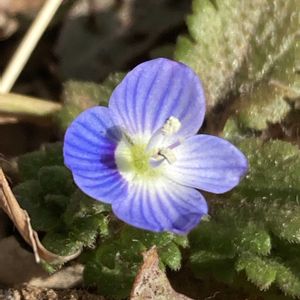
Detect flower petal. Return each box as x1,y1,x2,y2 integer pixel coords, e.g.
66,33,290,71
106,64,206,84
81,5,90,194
63,106,127,203
109,58,205,140
112,179,208,234
166,135,248,193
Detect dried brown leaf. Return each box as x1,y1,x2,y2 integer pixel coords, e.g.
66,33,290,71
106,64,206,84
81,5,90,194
130,246,193,300
0,168,80,264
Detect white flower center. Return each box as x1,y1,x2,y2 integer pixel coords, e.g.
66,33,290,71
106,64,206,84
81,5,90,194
115,116,181,181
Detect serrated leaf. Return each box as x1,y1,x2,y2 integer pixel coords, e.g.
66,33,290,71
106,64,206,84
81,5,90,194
234,224,271,256
38,166,74,196
238,138,300,195
18,151,47,181
175,0,299,130
70,214,108,247
38,166,75,196
189,220,236,256
44,194,70,210
13,180,60,231
43,143,64,166
266,201,300,243
82,225,186,299
236,41,300,130
120,226,178,249
63,190,110,225
158,242,182,271
42,232,82,256
57,73,124,131
236,81,291,130
173,235,189,248
190,251,236,283
189,137,300,297
84,240,141,299
190,251,232,265
84,260,137,300
236,255,277,290
270,40,300,98
228,139,300,243
18,143,64,181
275,262,300,297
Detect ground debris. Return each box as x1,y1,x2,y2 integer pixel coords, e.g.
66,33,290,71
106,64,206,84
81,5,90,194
0,286,104,300
131,246,193,300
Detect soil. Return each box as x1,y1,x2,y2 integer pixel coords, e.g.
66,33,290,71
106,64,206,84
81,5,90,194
0,286,104,300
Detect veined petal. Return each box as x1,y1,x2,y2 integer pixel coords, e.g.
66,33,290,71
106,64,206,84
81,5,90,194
165,135,248,193
112,179,208,234
109,58,205,140
63,106,127,203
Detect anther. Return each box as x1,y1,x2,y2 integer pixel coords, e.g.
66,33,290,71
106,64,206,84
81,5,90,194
161,116,181,136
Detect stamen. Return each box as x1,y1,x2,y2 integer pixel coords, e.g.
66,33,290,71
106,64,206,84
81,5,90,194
161,116,181,136
168,137,184,150
146,116,182,152
158,148,176,164
122,130,134,146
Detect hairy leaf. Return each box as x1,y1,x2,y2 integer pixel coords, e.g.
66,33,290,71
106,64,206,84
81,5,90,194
57,73,124,130
189,138,300,297
175,0,299,129
236,255,277,290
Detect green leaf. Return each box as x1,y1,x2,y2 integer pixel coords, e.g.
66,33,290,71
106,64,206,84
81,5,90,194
236,254,277,290
84,240,141,299
238,138,300,196
271,40,300,98
189,220,236,256
38,166,75,196
84,258,137,300
173,234,189,248
120,226,178,249
175,0,299,130
158,242,182,271
236,41,299,130
70,214,108,247
82,225,185,299
189,138,300,297
18,151,47,181
13,180,61,231
57,73,124,131
275,262,300,297
42,232,82,256
44,194,70,210
18,143,64,181
63,190,110,225
236,81,291,130
234,224,271,256
43,143,64,166
190,251,236,283
227,139,300,244
266,201,300,243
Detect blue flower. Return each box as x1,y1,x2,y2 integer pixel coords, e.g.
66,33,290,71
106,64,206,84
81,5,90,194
63,58,248,234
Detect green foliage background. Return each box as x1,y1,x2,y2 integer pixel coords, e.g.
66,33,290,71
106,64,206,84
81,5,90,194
13,0,300,299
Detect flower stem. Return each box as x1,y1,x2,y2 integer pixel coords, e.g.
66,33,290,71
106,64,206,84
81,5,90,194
0,0,63,93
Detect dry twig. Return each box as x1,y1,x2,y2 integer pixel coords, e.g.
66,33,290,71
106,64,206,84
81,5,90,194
0,168,80,264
